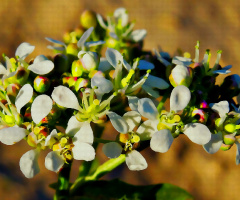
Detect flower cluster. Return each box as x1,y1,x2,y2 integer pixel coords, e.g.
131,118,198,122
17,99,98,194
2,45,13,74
1,8,240,180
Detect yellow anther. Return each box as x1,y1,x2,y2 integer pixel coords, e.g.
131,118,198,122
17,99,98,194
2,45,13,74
53,143,62,151
65,153,73,160
184,52,191,58
93,99,100,106
157,122,170,130
119,133,130,143
131,135,140,143
4,115,15,124
60,137,68,145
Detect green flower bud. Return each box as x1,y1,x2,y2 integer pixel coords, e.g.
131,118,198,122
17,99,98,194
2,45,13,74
224,124,236,133
71,60,83,77
220,143,232,151
66,43,78,56
6,83,20,103
80,10,97,28
54,54,69,74
14,66,30,85
75,78,89,91
34,76,51,93
223,134,236,145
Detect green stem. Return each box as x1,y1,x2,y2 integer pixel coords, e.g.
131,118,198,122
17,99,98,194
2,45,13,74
70,154,126,195
157,92,169,112
54,163,72,200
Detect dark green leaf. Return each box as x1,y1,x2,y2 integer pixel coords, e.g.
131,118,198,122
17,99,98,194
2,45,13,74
71,179,193,200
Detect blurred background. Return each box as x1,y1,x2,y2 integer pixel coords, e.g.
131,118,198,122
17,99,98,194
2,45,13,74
1,0,240,199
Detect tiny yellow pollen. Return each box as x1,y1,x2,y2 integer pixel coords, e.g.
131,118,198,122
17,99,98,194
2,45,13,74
131,135,140,143
184,52,191,58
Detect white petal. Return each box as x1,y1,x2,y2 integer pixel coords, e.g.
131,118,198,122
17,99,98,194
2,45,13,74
138,98,158,120
170,85,191,112
33,55,48,63
105,48,123,68
102,142,123,158
236,141,240,165
47,45,65,51
171,65,190,85
150,129,173,153
45,37,66,46
15,84,33,113
31,95,52,124
127,96,139,111
91,73,113,98
107,112,129,133
52,86,80,110
28,60,54,75
66,116,84,137
85,41,105,48
109,32,119,40
19,149,39,178
123,59,131,71
184,123,211,145
96,14,108,29
213,65,232,74
142,85,160,98
73,122,93,145
123,111,141,131
144,75,169,90
138,60,155,70
114,7,128,27
98,57,113,72
129,29,147,42
72,142,95,161
0,127,27,145
15,42,35,60
137,120,158,140
77,27,94,48
45,129,58,147
126,150,147,171
0,63,7,75
45,151,64,172
210,101,229,118
172,56,192,66
203,132,222,154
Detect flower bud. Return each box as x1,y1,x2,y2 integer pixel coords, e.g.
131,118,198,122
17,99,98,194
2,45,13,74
75,78,89,91
14,66,30,85
223,134,236,145
6,83,20,103
78,51,99,71
200,100,208,108
34,76,51,93
192,108,208,123
169,65,193,87
71,60,83,77
66,43,78,56
220,143,232,151
80,10,97,29
54,54,69,74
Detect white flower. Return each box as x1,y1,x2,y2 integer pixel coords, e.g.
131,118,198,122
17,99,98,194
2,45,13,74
137,86,211,153
78,50,99,71
45,123,96,172
103,111,148,171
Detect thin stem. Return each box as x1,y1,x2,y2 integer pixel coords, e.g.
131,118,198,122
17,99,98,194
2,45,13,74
157,92,169,112
54,163,72,200
70,154,126,195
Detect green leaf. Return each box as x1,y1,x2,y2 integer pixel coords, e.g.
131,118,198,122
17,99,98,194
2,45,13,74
71,179,193,200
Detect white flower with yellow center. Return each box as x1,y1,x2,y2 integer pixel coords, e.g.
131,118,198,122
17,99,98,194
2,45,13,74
103,111,148,171
136,85,211,153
